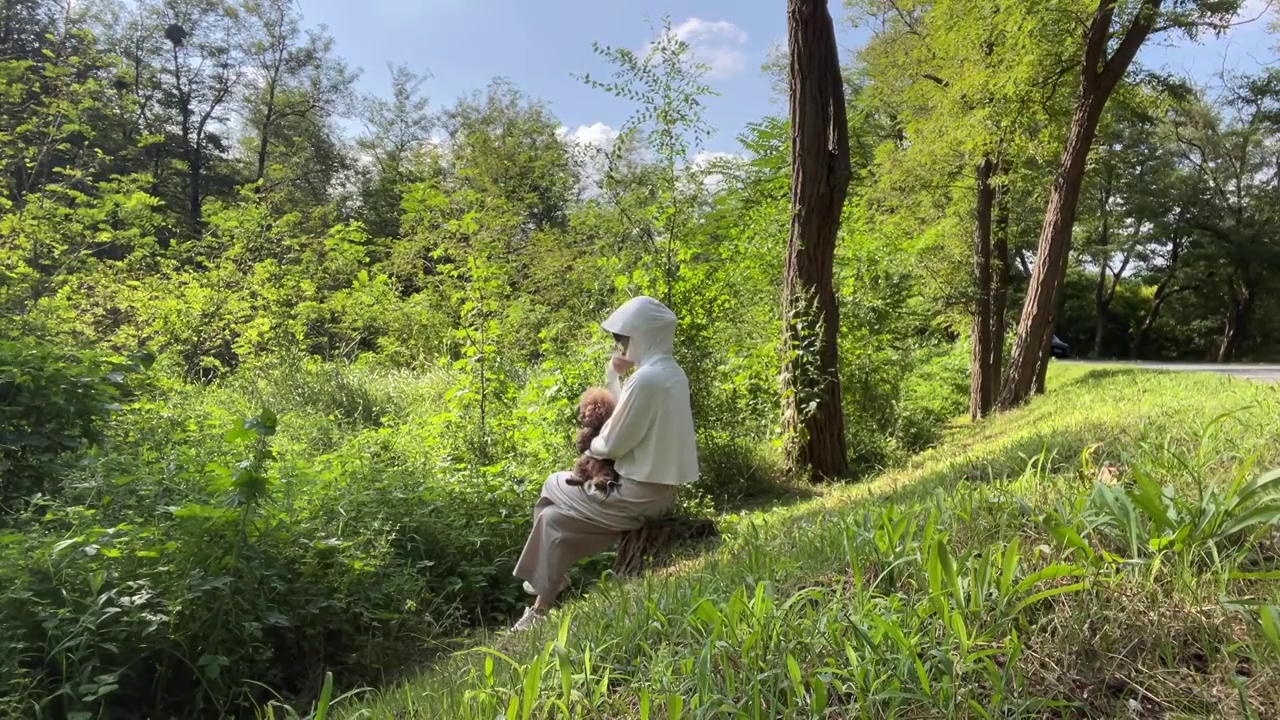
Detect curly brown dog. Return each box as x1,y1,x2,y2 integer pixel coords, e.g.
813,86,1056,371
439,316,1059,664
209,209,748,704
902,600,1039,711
564,387,620,497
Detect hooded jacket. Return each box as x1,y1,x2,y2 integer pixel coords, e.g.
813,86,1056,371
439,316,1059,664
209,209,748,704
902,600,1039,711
588,296,699,486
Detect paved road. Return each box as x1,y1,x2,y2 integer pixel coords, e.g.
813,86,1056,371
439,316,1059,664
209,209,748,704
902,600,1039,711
1059,360,1280,383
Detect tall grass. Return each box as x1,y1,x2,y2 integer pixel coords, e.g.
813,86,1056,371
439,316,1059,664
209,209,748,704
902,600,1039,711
344,367,1280,718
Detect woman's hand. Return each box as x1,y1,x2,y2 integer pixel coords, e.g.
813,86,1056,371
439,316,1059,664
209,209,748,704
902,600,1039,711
610,353,635,375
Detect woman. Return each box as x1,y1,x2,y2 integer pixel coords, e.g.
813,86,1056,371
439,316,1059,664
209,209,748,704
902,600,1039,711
511,295,699,631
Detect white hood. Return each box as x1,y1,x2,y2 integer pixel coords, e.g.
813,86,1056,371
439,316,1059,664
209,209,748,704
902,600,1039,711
600,296,677,368
589,296,699,486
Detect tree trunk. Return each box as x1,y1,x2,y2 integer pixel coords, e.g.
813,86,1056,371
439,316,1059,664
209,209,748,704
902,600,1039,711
171,45,202,234
1217,281,1253,363
998,96,1102,406
970,157,996,420
1130,237,1184,360
991,182,1010,383
781,0,852,481
1092,266,1110,359
1130,283,1186,360
255,93,277,183
255,16,287,184
189,139,203,231
1015,249,1031,277
996,0,1162,409
1090,172,1114,359
1033,325,1054,395
1091,246,1108,360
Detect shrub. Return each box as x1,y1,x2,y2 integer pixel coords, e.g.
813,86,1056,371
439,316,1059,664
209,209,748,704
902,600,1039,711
0,339,147,507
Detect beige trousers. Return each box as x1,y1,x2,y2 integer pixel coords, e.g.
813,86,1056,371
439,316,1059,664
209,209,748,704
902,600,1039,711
513,472,677,600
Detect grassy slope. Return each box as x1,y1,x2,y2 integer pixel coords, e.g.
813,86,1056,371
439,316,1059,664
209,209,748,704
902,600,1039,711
340,367,1280,719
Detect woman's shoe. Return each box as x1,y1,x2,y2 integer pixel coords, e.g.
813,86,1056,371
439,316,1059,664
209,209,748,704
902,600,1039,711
510,606,547,632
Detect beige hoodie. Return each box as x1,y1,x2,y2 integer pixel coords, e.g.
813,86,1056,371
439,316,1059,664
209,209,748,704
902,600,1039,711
588,296,700,486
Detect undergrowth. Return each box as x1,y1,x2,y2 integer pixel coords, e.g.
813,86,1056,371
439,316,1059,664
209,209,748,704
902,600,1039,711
341,367,1280,719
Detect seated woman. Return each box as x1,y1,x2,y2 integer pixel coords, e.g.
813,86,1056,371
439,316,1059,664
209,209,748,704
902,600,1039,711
510,295,700,631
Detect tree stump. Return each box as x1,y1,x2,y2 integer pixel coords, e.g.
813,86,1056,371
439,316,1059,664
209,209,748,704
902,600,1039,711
612,516,719,577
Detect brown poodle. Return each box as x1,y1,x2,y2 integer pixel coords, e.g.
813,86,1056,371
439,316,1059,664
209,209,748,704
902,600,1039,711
564,387,620,496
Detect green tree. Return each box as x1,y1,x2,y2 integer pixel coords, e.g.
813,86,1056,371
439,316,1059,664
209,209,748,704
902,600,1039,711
240,0,357,204
849,0,1077,418
154,0,247,233
0,14,124,205
437,79,577,232
356,63,432,241
999,0,1250,407
579,16,716,310
1171,71,1280,361
1072,85,1179,358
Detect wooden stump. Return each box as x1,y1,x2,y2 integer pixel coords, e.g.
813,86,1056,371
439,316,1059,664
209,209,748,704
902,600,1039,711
612,516,719,577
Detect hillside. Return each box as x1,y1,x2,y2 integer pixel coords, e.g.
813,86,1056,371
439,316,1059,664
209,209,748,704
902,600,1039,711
342,367,1280,719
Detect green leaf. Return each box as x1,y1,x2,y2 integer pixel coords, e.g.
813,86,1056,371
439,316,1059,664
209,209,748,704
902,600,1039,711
1012,581,1089,616
786,653,802,688
1014,564,1085,597
936,538,962,607
1216,503,1280,541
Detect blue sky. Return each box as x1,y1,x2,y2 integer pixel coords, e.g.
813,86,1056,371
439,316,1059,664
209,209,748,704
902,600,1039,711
300,0,1276,155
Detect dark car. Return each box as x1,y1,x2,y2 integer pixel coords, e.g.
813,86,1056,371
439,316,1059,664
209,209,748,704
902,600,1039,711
1051,336,1071,359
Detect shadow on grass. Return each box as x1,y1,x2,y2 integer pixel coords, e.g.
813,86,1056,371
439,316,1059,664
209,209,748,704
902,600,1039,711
372,471,818,687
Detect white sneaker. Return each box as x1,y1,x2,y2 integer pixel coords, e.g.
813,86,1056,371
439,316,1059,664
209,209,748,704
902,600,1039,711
522,578,569,596
510,607,546,632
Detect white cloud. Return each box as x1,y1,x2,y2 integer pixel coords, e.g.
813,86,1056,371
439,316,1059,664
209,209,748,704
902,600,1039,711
691,150,743,167
557,124,744,195
559,122,619,151
557,123,620,197
654,18,750,80
690,150,746,192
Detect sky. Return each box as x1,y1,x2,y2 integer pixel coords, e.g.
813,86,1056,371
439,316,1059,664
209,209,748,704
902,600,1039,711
298,0,1277,155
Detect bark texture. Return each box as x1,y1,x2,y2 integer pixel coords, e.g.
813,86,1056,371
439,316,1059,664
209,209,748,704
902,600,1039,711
780,0,853,480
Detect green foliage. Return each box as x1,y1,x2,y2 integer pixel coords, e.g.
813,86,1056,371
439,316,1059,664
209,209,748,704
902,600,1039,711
9,1,1276,717
578,15,717,309
353,369,1280,719
0,339,149,506
0,363,541,717
1080,416,1280,565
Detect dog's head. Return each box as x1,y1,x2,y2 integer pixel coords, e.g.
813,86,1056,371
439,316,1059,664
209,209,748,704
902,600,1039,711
577,387,615,430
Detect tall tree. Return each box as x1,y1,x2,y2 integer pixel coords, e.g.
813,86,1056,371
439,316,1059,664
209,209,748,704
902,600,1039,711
437,79,577,233
1172,71,1280,362
356,63,432,241
241,0,355,192
579,18,716,312
849,0,1077,419
996,0,1247,407
781,0,851,481
991,181,1013,386
156,0,245,233
1070,86,1178,358
0,5,115,205
1130,156,1198,359
0,0,60,62
970,157,997,415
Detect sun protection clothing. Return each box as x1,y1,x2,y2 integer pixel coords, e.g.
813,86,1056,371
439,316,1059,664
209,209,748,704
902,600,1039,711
590,296,700,487
512,471,677,600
